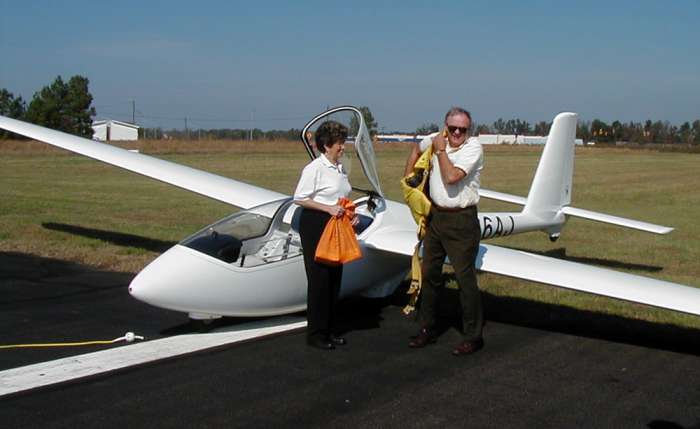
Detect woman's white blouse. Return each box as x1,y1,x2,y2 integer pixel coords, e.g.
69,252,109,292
293,154,351,205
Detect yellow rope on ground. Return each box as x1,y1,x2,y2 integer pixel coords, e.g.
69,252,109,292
0,332,144,349
0,340,115,349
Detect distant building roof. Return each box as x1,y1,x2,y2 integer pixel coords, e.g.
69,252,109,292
92,119,140,130
92,119,140,141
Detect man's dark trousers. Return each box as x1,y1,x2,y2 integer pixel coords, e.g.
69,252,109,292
418,205,483,341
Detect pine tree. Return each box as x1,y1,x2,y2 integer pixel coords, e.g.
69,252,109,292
0,89,26,139
25,75,96,137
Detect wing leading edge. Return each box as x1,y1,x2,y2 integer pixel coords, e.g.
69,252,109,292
365,228,700,317
477,244,700,316
0,115,285,209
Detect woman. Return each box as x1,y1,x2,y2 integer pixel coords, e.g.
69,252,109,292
294,120,357,350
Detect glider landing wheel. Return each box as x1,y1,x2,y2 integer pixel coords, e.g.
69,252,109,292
188,314,222,332
189,318,216,332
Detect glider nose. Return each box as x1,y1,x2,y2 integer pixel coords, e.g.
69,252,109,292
128,243,308,317
128,245,191,308
128,266,160,304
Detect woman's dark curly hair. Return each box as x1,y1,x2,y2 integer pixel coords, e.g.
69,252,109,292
315,120,348,153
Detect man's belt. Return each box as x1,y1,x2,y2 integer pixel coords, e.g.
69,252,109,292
432,204,472,212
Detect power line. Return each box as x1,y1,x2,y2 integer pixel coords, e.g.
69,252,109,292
93,99,317,124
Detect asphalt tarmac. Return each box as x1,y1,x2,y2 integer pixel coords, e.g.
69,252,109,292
2,250,700,428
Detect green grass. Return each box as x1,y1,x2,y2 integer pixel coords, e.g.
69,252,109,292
1,141,699,329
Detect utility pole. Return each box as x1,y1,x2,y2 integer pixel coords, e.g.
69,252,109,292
185,117,189,140
249,110,254,141
132,100,135,124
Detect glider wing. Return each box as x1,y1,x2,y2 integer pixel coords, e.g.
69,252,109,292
0,115,286,209
365,227,700,316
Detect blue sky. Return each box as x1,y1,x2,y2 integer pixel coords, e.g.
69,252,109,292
1,0,698,131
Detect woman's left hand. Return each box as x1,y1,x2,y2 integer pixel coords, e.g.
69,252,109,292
350,214,359,226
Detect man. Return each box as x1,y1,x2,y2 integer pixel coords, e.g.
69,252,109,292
404,107,484,356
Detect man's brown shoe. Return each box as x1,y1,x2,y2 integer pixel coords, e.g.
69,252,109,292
452,339,484,356
329,335,347,346
408,328,436,348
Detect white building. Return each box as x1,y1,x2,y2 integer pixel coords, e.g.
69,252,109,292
376,134,424,143
92,120,140,141
478,134,583,145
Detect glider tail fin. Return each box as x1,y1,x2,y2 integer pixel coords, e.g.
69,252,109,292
523,112,578,217
480,112,672,235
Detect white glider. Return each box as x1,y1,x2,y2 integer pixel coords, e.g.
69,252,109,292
1,107,698,321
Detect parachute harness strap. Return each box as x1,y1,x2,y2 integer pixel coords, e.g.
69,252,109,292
401,144,433,315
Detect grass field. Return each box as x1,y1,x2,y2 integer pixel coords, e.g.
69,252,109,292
1,139,699,333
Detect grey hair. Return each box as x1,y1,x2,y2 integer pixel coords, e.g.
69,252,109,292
444,107,473,131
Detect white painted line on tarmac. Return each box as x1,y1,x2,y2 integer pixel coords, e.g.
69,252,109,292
0,316,306,398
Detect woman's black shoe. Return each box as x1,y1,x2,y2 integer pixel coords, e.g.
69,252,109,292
307,338,335,350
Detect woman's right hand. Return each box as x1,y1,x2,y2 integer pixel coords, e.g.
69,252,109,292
327,204,344,217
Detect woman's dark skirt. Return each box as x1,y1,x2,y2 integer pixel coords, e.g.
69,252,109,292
299,208,343,340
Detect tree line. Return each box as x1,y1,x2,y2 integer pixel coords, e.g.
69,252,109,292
3,77,698,145
142,127,304,141
139,106,379,141
419,117,700,145
1,75,96,139
491,117,700,145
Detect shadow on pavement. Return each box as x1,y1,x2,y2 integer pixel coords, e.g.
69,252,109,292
0,251,183,370
390,278,700,356
2,247,698,372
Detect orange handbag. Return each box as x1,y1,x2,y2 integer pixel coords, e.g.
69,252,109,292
314,197,362,265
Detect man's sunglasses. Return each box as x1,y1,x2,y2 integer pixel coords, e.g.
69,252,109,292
447,126,469,135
